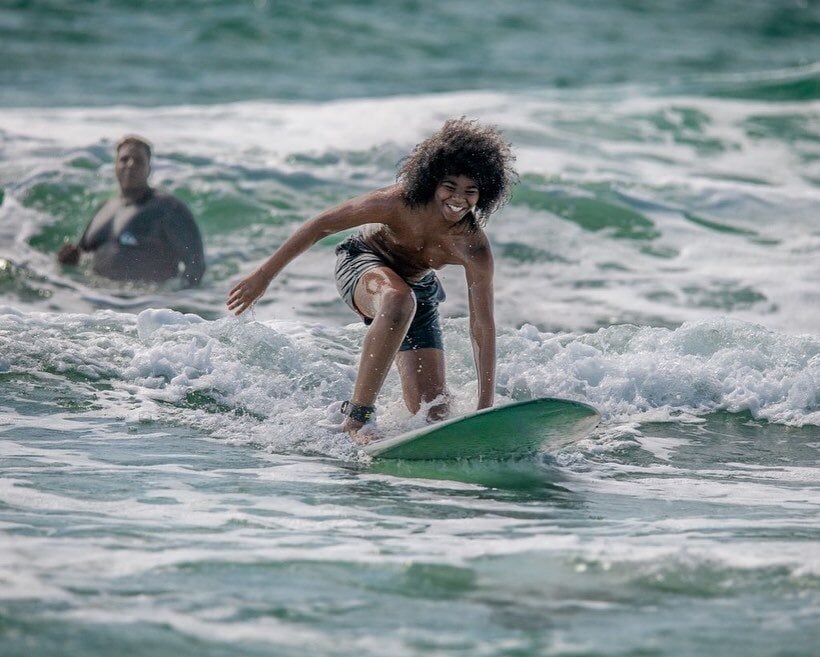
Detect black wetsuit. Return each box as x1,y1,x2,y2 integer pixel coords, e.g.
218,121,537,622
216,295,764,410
79,189,205,286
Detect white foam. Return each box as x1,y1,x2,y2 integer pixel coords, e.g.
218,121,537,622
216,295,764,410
574,471,818,510
495,318,819,427
0,308,816,471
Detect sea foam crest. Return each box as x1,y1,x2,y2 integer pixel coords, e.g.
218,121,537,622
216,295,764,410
0,309,816,454
495,318,818,427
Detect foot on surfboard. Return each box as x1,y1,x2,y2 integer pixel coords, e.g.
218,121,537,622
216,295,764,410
340,400,382,445
345,422,384,445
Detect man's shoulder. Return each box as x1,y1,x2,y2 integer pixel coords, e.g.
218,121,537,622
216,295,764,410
148,190,195,218
86,195,121,224
96,194,122,211
151,189,187,208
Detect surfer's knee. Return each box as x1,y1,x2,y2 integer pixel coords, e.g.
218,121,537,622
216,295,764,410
376,286,416,330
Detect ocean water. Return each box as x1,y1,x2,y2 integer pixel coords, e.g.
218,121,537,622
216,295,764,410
1,2,819,656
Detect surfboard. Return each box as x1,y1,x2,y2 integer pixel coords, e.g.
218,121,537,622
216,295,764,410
363,397,599,461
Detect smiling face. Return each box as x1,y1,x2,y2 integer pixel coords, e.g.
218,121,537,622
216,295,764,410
115,141,151,198
434,174,480,224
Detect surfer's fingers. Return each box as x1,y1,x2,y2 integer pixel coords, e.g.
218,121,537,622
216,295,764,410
227,282,251,304
226,293,248,313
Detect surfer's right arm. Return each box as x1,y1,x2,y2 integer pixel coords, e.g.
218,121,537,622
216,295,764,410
226,187,398,316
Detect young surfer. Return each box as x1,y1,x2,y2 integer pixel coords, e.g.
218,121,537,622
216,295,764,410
227,118,517,443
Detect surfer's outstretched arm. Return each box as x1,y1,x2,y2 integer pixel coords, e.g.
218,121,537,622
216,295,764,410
227,188,397,315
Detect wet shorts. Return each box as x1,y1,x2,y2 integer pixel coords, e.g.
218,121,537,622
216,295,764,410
334,235,445,351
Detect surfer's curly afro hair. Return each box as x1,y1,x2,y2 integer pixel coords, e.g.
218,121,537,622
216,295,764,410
398,118,518,228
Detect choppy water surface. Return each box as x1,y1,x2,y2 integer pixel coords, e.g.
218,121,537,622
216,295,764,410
1,306,817,655
1,1,819,655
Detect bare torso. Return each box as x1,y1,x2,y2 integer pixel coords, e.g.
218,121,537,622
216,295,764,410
357,185,490,280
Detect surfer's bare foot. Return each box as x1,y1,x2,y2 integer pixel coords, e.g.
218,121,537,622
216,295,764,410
425,400,450,423
342,418,383,445
340,400,380,445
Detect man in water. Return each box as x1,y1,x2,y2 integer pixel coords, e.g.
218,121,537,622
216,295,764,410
57,135,205,287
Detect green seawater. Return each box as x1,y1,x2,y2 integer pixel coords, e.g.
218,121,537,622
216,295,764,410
1,1,819,655
2,0,819,106
0,410,817,657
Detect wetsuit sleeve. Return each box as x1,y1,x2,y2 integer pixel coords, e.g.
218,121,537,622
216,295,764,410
163,199,206,287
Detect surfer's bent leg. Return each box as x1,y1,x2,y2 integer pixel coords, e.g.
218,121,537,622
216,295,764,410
393,272,448,422
395,348,448,422
334,239,447,438
342,266,415,440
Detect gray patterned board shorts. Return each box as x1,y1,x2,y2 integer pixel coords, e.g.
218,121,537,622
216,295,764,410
334,235,445,351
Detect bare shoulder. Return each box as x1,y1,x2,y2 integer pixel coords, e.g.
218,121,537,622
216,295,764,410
455,227,493,263
97,195,122,214
447,227,493,286
347,184,401,211
361,184,406,218
329,183,405,225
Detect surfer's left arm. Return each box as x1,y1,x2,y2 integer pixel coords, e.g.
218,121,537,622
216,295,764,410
464,240,496,410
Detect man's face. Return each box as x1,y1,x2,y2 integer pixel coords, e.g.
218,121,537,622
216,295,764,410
115,142,151,195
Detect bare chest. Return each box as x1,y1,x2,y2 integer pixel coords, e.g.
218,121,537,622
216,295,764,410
404,237,463,271
364,222,470,279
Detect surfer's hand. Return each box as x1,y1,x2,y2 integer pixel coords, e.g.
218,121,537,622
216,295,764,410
227,271,269,315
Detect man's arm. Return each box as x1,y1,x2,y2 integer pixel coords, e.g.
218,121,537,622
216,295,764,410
163,198,205,287
464,239,496,410
57,243,81,265
57,199,111,265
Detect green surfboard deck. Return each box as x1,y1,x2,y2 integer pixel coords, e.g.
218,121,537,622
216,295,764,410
363,397,600,461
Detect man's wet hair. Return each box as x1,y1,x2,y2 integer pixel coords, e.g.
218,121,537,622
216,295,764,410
116,134,152,159
398,118,518,228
